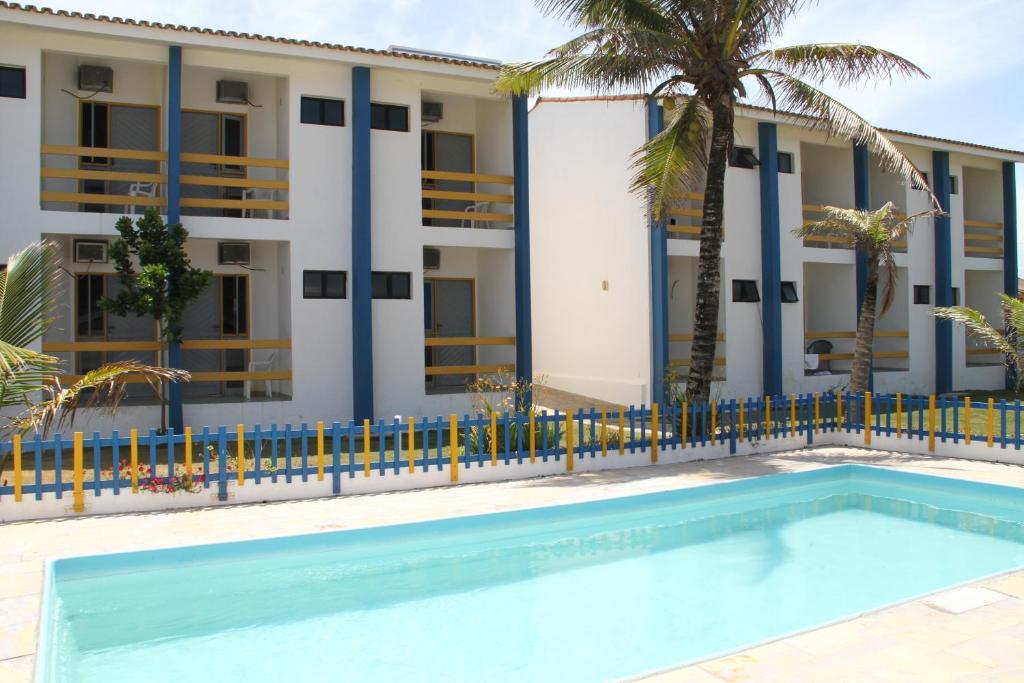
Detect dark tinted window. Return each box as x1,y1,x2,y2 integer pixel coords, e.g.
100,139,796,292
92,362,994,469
80,102,109,163
303,270,347,299
950,176,959,195
372,271,412,299
781,281,799,303
221,276,248,335
76,274,105,337
729,147,759,169
777,152,794,174
732,279,760,303
371,103,410,132
913,285,930,305
0,66,26,99
300,96,344,126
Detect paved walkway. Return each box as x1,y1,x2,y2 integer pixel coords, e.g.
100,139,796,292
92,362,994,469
4,445,1024,681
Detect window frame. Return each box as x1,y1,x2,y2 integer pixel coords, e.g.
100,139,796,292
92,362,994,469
777,152,794,174
302,270,348,300
372,271,412,300
729,146,759,170
913,285,931,305
370,102,410,132
0,65,26,99
732,279,761,303
780,281,799,303
300,96,345,127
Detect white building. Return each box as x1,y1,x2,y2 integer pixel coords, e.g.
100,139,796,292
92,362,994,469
529,95,1023,406
0,2,532,432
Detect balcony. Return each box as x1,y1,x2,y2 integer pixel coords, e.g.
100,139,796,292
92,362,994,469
424,336,516,390
180,152,289,219
666,192,705,241
963,219,1003,259
421,170,514,229
800,204,907,253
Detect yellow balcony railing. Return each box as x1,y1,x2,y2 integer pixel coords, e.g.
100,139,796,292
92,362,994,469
803,330,909,362
801,205,908,252
421,170,514,228
43,339,292,385
40,144,168,209
423,336,515,378
180,152,289,218
665,192,706,240
669,331,726,378
964,219,1003,258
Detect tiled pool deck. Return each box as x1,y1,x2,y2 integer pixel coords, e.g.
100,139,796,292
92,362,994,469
4,446,1024,682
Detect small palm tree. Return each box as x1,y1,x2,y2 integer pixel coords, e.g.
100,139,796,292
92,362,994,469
0,241,188,436
795,202,935,393
934,294,1024,393
496,0,934,405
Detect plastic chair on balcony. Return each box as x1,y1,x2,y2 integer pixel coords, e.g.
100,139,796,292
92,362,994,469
461,202,492,229
126,182,157,214
805,339,834,376
241,189,276,219
244,350,278,400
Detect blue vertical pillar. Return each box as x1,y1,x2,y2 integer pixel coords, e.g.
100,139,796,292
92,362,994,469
933,151,953,395
351,66,373,421
647,97,668,404
166,45,184,432
758,122,782,397
852,142,873,391
512,95,533,407
1003,161,1018,389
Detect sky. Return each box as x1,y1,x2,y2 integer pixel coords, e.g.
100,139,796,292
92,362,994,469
45,0,1024,263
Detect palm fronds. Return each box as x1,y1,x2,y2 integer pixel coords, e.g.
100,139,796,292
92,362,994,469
751,44,927,86
13,362,190,436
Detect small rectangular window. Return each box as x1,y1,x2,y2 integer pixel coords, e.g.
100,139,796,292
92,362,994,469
729,147,759,169
781,281,799,303
300,96,344,126
912,171,929,191
913,285,931,305
949,176,959,195
370,103,410,132
303,270,347,299
0,66,26,99
952,287,960,306
777,152,794,174
732,279,760,303
372,271,412,299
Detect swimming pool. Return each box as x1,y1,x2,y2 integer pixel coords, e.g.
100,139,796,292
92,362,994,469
39,465,1024,682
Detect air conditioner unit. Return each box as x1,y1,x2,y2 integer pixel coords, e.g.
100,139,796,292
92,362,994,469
78,65,113,93
421,101,443,123
218,242,251,265
423,247,441,270
74,240,108,263
217,80,249,104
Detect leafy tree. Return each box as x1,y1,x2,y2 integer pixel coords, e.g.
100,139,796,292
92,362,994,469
934,294,1024,393
497,0,934,404
795,202,935,393
0,241,186,436
100,208,212,342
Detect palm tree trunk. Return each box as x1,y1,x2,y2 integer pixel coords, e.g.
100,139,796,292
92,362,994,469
685,102,733,405
850,256,879,394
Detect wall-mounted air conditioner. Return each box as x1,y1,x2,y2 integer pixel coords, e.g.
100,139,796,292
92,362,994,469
78,65,113,92
218,242,251,265
217,80,249,104
422,101,443,123
74,240,108,263
423,247,441,270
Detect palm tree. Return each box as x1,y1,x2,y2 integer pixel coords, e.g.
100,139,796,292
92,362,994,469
934,294,1024,393
0,241,187,436
496,0,933,405
795,203,935,393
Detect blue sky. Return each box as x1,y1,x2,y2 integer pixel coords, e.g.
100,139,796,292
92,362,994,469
51,0,1024,259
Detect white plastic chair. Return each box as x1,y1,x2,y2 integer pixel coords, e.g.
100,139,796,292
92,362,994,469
244,350,278,399
461,202,492,229
241,189,277,219
126,182,157,214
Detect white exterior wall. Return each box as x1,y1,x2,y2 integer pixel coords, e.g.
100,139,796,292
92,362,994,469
0,9,516,432
529,99,651,406
530,97,1020,404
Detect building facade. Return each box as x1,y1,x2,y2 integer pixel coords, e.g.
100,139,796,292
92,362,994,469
529,95,1022,407
0,3,531,431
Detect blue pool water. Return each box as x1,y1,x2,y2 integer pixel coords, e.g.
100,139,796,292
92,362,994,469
41,465,1024,682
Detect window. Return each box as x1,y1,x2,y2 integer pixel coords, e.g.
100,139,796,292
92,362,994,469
221,275,248,335
729,146,759,169
952,287,960,306
371,103,410,132
372,271,412,299
80,102,109,164
0,66,26,99
303,270,347,299
912,171,929,191
781,281,799,303
777,152,794,174
423,280,434,330
732,279,760,303
949,176,959,195
300,96,344,126
913,285,931,305
76,274,105,337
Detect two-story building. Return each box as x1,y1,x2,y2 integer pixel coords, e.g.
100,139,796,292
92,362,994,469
529,95,1023,406
0,2,532,431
